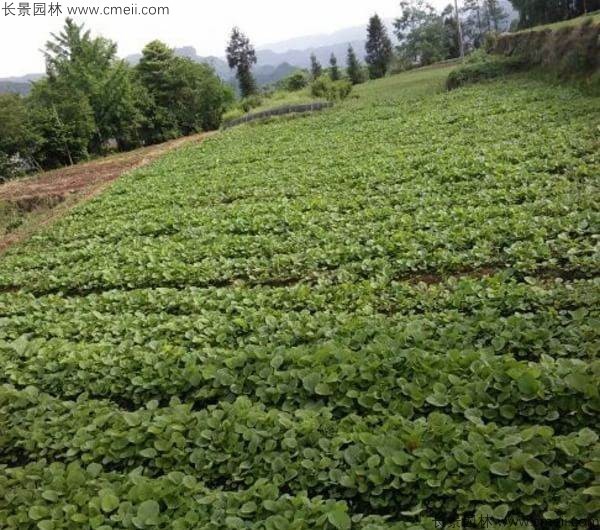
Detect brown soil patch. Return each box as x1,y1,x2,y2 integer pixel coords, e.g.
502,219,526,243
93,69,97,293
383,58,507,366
0,132,215,254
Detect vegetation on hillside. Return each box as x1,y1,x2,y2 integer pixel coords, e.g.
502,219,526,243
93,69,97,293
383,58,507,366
0,63,598,528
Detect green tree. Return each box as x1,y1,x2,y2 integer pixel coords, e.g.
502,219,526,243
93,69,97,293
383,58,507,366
346,46,364,85
136,40,177,106
136,41,232,142
280,71,309,91
365,13,393,79
43,18,139,153
226,28,257,98
394,1,452,66
27,79,95,168
508,0,599,28
442,4,461,59
329,53,341,81
170,59,234,133
310,53,323,79
136,40,181,142
0,94,37,180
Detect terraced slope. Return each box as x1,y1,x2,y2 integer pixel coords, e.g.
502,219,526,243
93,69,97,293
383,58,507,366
0,67,599,529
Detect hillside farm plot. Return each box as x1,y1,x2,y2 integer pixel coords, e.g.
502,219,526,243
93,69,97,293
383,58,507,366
0,67,599,529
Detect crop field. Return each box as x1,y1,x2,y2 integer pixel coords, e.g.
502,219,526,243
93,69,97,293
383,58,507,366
0,66,598,529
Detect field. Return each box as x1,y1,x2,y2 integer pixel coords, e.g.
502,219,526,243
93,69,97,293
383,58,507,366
0,134,210,254
0,65,599,529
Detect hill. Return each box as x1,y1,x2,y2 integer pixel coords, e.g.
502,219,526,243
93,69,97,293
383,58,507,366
0,81,31,95
257,20,395,53
0,66,598,527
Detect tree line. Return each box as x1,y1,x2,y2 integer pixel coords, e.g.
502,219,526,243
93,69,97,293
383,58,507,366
0,18,232,180
511,0,599,28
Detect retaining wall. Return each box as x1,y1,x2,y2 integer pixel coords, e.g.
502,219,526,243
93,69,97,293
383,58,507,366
222,101,333,130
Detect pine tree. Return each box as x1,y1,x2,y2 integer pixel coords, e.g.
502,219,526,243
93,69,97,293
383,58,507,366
346,45,363,85
365,13,393,79
310,53,323,79
226,27,257,98
329,53,340,81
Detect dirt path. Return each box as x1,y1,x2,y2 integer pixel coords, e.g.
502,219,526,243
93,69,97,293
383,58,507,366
0,132,214,254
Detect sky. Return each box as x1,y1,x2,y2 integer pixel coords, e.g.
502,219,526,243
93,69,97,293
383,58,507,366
0,0,453,77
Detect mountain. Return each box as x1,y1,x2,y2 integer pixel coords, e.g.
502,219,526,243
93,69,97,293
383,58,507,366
0,81,32,96
255,40,366,70
0,73,44,95
120,21,399,87
254,63,299,87
257,20,396,54
0,73,44,83
125,48,300,87
2,22,395,93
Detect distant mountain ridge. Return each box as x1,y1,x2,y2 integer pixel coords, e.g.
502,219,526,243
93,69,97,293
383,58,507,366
2,9,518,94
123,36,384,87
1,21,393,93
257,20,395,53
0,81,32,96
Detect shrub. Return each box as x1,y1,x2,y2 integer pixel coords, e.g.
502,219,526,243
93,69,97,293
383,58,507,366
240,95,263,113
0,153,22,182
446,55,526,90
310,76,353,102
280,71,309,92
222,107,246,123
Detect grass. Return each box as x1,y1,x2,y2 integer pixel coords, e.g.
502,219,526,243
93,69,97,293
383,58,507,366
0,65,598,528
353,64,455,101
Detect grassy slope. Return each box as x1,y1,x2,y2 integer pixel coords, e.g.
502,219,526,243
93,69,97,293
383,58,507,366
0,66,598,528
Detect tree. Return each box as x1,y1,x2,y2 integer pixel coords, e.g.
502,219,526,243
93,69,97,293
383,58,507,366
365,13,393,79
27,79,96,168
346,46,364,85
462,0,485,49
43,18,139,153
329,53,341,81
169,59,234,133
508,0,599,29
0,94,37,180
310,53,323,79
137,40,177,105
136,40,181,142
280,71,309,91
482,0,507,31
137,41,232,143
442,4,461,60
394,1,454,66
226,27,257,98
453,0,465,58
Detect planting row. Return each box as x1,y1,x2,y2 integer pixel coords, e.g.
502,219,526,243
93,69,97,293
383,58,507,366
2,389,599,524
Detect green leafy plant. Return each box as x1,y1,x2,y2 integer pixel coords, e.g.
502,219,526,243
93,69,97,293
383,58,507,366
0,64,598,528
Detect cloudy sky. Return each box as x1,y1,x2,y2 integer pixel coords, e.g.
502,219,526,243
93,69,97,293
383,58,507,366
0,0,452,77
